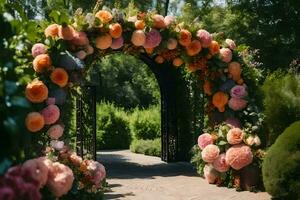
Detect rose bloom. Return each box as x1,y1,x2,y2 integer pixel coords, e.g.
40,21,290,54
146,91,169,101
230,85,248,99
172,57,184,67
227,128,245,145
86,160,106,187
143,29,162,48
131,30,146,46
209,40,220,55
109,23,123,38
219,48,232,63
228,98,248,111
47,124,64,140
212,91,229,112
253,135,261,146
197,133,213,150
31,43,47,58
25,112,45,132
225,38,236,50
201,144,220,163
41,104,60,125
111,36,124,50
50,68,69,87
95,33,112,50
203,80,213,96
69,153,82,166
33,54,52,73
25,79,48,103
155,55,164,64
245,135,255,146
203,164,219,184
86,45,94,55
196,29,212,48
164,15,175,27
186,39,202,56
75,50,87,60
70,31,89,46
45,24,59,38
228,62,242,81
152,14,166,29
50,140,64,151
213,153,230,173
225,144,253,170
47,162,74,198
95,10,113,23
135,20,145,30
58,25,75,41
179,29,192,47
167,38,178,50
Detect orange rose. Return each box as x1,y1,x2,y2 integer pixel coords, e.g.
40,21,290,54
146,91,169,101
178,29,192,47
25,79,49,103
109,23,122,39
45,24,59,38
186,40,202,56
155,55,164,64
152,14,166,29
25,112,45,132
209,40,220,55
95,34,112,50
172,57,184,67
203,80,213,96
50,68,69,87
228,62,241,81
95,10,113,23
135,20,145,30
33,54,52,73
58,25,75,41
212,91,229,112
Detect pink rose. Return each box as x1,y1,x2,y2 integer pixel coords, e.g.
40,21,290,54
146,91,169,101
41,105,60,125
220,48,232,63
225,144,253,170
201,144,220,163
50,140,64,151
225,39,236,50
47,124,64,139
225,117,241,128
47,162,74,198
213,153,230,172
164,15,175,27
230,85,248,99
196,29,212,48
143,29,162,48
85,160,106,187
46,97,56,105
228,98,248,111
203,164,219,184
69,153,82,166
227,128,245,145
111,36,124,49
197,133,213,150
31,43,47,57
70,31,89,46
75,50,87,60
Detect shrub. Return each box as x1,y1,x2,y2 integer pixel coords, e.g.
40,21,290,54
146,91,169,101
262,72,300,144
96,102,131,150
262,121,300,199
130,139,161,157
129,106,161,140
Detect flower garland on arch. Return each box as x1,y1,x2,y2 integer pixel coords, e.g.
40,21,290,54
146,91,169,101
1,5,264,199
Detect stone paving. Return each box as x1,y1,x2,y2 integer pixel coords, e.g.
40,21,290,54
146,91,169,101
98,150,271,200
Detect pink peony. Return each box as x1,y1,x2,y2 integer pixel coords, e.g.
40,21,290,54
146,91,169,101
213,153,230,172
69,153,82,166
70,31,89,46
220,48,232,63
203,164,219,184
225,144,253,170
225,117,241,128
197,133,213,150
131,30,146,46
31,43,47,58
201,144,220,163
47,162,74,198
227,128,245,145
0,187,15,200
111,36,124,49
41,104,60,125
196,29,212,48
230,85,248,99
167,38,178,50
228,97,248,111
164,15,175,27
46,97,56,105
225,39,236,50
143,29,162,48
47,124,64,139
22,157,49,188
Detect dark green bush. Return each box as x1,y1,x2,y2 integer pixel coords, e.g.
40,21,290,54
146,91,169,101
96,102,131,150
129,106,161,140
262,121,300,199
130,139,161,157
262,72,300,144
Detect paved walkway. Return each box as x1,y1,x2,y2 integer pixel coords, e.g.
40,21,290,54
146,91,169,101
98,150,271,200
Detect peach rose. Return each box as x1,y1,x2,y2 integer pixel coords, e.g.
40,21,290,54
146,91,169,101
58,25,75,41
172,57,184,67
25,79,48,103
109,23,122,38
41,104,60,125
178,29,192,47
25,112,45,132
213,153,230,172
227,128,245,145
209,40,220,55
201,144,220,163
45,24,59,38
197,133,213,150
220,48,232,63
31,43,47,58
167,38,178,50
225,144,253,170
225,39,236,50
204,164,219,184
47,124,64,140
228,62,241,81
69,153,82,166
33,54,52,73
95,34,112,50
50,68,69,87
186,39,202,56
131,30,146,46
95,10,113,23
152,14,166,29
135,20,145,30
196,29,212,48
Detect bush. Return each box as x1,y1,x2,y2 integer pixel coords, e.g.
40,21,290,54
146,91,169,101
96,102,131,150
130,139,161,157
262,72,300,144
129,106,161,140
262,121,300,199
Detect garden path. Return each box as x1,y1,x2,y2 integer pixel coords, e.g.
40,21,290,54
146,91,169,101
98,150,271,200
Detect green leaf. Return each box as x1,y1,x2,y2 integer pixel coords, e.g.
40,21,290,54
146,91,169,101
218,140,227,146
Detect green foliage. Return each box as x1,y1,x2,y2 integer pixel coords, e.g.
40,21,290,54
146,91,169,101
130,139,161,157
262,72,300,145
129,105,161,140
96,102,131,150
262,121,300,199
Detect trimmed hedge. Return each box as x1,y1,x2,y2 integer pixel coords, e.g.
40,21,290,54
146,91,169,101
130,139,161,157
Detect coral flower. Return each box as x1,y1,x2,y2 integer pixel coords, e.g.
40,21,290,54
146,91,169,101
152,14,166,29
227,127,245,144
95,10,113,23
41,104,60,125
47,124,64,140
111,36,124,49
213,153,230,173
25,112,45,132
228,98,248,111
172,57,184,67
203,80,213,96
228,62,241,81
95,34,112,50
33,54,52,73
70,31,89,46
197,133,213,150
197,29,212,48
131,30,146,46
201,144,220,163
45,24,59,38
186,40,202,56
209,40,220,55
212,91,229,112
225,144,253,170
178,29,192,47
109,23,123,39
50,68,69,87
220,48,232,63
143,29,162,48
135,20,145,30
31,43,47,58
167,38,178,50
25,79,48,103
58,25,75,41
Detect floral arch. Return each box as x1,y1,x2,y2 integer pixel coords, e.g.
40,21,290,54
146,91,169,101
18,4,264,199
